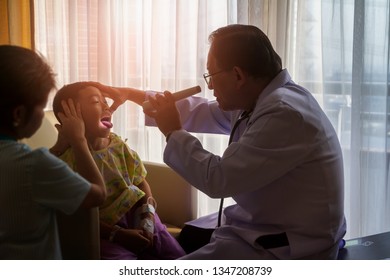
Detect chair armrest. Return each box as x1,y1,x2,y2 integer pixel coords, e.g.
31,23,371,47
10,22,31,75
57,208,100,260
22,110,58,149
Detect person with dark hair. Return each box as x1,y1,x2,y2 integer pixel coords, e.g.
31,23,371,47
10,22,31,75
0,45,106,259
92,24,347,259
51,82,185,260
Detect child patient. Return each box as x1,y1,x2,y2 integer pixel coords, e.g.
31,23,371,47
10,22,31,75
51,82,185,260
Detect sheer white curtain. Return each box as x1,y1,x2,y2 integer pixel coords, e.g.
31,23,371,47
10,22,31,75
34,0,390,239
33,0,236,217
262,0,390,239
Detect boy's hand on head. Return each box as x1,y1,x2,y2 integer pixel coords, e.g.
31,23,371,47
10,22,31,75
57,99,86,146
50,123,70,155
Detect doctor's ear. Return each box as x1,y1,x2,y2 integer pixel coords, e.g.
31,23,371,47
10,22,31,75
233,66,247,89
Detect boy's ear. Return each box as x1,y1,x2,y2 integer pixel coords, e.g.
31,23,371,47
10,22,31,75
12,105,27,127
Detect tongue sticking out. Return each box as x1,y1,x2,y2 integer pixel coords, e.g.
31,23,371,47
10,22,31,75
101,119,113,129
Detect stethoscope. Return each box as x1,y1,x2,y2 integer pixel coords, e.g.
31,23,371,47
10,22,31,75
217,110,252,227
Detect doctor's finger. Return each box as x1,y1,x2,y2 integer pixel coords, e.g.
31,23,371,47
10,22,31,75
109,100,121,113
143,107,157,118
155,93,169,105
163,91,175,103
148,95,161,109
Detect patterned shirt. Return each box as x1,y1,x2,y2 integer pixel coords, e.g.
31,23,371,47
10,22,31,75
60,133,146,225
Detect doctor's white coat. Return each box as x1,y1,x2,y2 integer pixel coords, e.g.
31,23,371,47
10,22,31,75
147,69,346,259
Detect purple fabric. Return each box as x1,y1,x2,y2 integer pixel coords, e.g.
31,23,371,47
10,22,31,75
100,211,185,260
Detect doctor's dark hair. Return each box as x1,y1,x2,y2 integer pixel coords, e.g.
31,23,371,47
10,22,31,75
0,45,56,131
53,82,91,122
209,24,282,79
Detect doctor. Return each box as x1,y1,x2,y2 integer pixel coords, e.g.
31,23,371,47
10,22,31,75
100,24,346,259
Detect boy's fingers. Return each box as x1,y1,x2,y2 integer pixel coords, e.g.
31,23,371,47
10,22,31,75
67,99,77,116
61,100,70,116
76,102,83,118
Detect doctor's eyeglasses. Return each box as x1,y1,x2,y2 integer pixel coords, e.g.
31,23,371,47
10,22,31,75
203,70,226,86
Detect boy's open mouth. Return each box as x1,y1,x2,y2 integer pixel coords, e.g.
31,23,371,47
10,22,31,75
101,117,113,129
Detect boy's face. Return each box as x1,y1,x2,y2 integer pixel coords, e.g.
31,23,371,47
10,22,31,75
77,86,113,139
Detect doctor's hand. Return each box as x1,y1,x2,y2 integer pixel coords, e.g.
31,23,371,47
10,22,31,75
87,82,147,112
87,82,128,112
144,91,182,137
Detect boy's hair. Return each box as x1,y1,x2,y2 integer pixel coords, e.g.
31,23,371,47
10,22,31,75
53,82,92,122
209,24,282,80
0,45,56,130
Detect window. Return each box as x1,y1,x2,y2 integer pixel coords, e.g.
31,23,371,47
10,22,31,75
34,0,390,238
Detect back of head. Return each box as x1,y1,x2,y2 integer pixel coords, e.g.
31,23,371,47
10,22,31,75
53,82,91,122
0,45,56,131
209,24,282,79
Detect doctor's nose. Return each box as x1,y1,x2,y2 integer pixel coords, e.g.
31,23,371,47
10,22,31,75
208,78,214,90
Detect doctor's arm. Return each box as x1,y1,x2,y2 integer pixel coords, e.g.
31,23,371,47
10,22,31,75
88,82,147,111
94,82,232,134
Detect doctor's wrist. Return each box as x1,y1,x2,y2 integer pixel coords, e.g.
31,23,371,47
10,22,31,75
165,131,174,142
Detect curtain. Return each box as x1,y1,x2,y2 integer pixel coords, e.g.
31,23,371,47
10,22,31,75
0,0,33,48
33,0,390,239
273,0,390,239
328,0,390,238
33,0,236,217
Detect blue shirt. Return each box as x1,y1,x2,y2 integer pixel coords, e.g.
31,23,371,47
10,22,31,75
0,141,90,259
